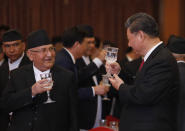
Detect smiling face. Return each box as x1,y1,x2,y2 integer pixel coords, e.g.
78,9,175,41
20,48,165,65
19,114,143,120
2,40,25,63
27,44,56,71
83,37,95,56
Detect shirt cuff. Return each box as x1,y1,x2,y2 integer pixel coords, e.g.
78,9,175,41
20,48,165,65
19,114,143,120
92,87,95,96
93,58,103,68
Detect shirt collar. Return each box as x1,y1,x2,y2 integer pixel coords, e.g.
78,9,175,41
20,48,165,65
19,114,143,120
33,64,50,81
82,56,90,65
143,41,163,62
177,60,185,63
64,48,76,64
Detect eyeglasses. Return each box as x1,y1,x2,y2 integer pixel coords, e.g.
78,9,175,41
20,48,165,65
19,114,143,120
30,47,56,54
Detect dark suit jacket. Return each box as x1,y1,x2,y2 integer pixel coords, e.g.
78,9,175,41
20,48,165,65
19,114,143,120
55,48,99,100
177,62,185,131
2,64,78,131
119,57,142,85
119,44,179,131
0,54,31,131
76,57,97,129
112,58,142,118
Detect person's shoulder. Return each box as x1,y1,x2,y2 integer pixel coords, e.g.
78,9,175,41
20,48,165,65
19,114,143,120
0,61,8,69
22,54,32,64
53,65,74,76
55,49,69,62
160,46,176,61
56,49,66,57
11,64,33,75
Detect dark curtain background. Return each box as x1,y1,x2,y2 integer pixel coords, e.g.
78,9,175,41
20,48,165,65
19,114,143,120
0,0,159,59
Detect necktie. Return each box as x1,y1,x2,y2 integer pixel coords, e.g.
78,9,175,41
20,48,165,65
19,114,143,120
139,60,144,71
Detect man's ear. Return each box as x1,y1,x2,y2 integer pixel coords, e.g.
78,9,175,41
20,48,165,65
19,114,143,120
26,50,33,61
73,41,80,49
137,30,145,41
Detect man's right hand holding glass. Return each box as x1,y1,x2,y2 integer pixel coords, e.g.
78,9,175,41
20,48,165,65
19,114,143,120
31,79,53,96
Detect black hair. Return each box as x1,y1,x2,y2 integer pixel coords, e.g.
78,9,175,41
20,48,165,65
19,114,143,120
62,26,91,48
125,12,159,37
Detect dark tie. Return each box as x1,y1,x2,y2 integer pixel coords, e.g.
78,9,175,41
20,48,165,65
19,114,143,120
139,60,144,71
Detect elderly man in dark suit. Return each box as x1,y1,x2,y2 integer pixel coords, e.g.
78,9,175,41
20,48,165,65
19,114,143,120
0,29,31,131
167,35,185,131
2,30,78,131
108,13,179,131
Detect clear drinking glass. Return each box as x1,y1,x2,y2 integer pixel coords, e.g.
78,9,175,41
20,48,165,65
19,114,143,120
102,74,110,101
105,47,118,77
40,73,55,104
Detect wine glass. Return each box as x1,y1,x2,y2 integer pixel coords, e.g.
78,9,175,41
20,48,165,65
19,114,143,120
40,73,55,104
102,74,110,101
105,47,118,77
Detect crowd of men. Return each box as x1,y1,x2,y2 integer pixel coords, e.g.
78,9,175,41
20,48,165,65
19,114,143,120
0,12,185,131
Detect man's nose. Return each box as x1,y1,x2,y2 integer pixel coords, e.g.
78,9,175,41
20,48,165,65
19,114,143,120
9,46,15,52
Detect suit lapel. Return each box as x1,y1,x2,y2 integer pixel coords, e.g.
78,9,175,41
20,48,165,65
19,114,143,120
26,64,48,104
135,43,165,78
25,64,36,89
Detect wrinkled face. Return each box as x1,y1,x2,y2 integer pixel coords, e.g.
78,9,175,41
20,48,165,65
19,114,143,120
27,44,56,71
127,28,142,55
83,37,95,56
2,40,25,63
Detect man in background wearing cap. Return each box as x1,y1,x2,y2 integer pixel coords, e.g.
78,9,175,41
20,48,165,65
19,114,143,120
0,29,31,131
1,29,78,131
167,35,185,131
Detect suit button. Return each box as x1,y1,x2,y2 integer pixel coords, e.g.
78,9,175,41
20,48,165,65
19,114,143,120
28,122,32,126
